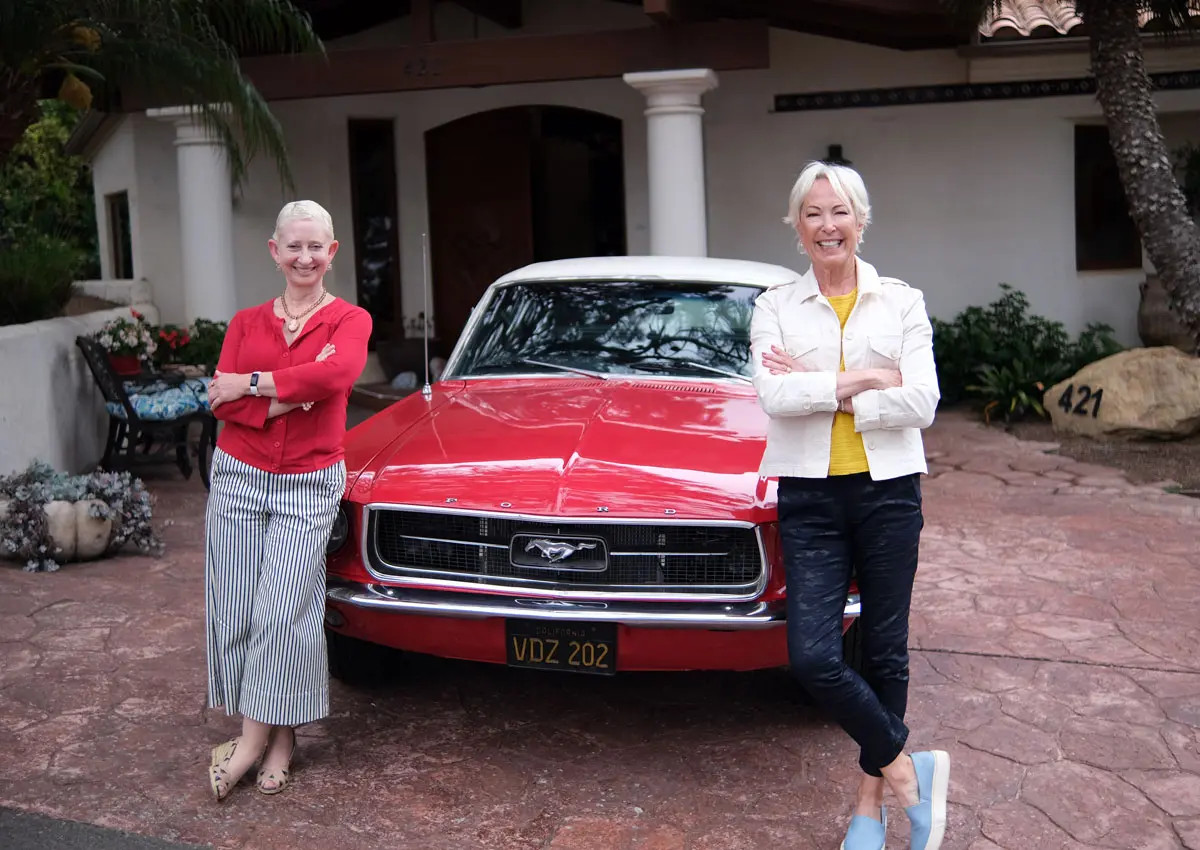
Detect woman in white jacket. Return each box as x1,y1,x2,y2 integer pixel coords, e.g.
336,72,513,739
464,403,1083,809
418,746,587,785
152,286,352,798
750,161,949,850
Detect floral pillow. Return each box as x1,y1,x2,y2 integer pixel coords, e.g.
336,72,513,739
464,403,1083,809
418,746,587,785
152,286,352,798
106,377,213,421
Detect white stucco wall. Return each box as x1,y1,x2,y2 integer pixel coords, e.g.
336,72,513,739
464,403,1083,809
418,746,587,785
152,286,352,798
702,31,1200,345
0,305,159,476
130,116,187,324
91,5,1200,347
89,117,135,280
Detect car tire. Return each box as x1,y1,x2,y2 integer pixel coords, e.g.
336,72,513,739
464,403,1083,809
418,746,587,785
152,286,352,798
842,618,864,674
775,620,865,706
326,628,398,685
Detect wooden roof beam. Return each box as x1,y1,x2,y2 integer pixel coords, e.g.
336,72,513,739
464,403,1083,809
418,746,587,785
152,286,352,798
221,19,769,103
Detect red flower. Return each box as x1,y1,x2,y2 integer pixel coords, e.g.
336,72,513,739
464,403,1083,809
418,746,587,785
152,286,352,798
131,309,143,320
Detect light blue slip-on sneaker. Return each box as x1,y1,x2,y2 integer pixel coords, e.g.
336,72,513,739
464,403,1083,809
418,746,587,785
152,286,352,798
904,750,950,850
840,806,886,850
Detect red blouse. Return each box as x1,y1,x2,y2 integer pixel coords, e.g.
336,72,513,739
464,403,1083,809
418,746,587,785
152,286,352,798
212,298,372,473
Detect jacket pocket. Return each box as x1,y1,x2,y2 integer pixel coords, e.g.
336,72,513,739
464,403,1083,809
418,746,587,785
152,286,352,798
781,336,820,367
867,333,902,365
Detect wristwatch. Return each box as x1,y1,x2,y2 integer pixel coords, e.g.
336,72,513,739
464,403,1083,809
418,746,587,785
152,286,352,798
249,372,261,397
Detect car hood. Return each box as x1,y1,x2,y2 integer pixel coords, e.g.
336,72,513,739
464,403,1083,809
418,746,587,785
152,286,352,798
351,378,774,520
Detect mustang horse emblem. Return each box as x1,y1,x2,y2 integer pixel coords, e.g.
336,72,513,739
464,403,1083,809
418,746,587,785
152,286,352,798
524,538,598,564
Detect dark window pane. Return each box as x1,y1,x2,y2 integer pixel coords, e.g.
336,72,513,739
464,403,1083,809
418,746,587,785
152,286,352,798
105,191,133,278
1075,125,1142,271
347,119,401,343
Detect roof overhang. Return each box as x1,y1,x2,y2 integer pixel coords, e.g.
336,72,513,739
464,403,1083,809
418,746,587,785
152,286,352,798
118,19,768,107
288,0,971,52
978,0,1200,41
615,0,969,50
65,0,978,156
64,109,120,158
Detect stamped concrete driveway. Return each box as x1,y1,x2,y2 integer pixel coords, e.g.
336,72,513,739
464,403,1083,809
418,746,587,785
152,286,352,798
0,411,1197,850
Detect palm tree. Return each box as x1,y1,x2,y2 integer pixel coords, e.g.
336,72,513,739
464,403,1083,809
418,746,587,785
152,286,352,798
0,0,323,189
948,0,1200,349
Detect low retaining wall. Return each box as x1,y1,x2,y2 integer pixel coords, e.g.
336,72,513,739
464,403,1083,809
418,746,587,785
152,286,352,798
75,278,151,306
0,302,159,476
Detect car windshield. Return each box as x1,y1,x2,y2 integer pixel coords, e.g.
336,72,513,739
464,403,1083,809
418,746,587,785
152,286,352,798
448,279,762,380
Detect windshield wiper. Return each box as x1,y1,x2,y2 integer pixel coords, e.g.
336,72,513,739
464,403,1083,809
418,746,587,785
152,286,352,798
517,358,609,381
625,358,752,383
468,357,609,380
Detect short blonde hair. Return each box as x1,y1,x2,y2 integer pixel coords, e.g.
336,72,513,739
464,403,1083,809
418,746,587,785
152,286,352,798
272,199,335,241
783,161,871,249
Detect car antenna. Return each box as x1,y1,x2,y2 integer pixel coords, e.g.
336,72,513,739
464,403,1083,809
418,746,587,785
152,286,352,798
421,231,433,400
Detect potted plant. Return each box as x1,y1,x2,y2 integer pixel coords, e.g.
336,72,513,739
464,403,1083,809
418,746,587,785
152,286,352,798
177,318,228,375
92,308,158,375
0,460,162,572
153,322,193,371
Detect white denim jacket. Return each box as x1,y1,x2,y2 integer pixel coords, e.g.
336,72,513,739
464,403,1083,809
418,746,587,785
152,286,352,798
750,258,939,481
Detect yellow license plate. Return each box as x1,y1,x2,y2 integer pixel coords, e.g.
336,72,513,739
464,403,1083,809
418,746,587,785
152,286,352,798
505,619,617,676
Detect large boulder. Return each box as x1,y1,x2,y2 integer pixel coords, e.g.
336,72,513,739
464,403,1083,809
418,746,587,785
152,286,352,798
1044,347,1200,439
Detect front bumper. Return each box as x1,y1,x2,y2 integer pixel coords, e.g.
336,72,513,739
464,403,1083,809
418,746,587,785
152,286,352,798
327,583,861,629
325,582,860,673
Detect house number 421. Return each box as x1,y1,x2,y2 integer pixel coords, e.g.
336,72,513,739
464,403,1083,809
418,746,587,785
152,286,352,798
1057,383,1103,418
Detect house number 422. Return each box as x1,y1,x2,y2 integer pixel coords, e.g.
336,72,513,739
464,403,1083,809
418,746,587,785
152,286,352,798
1057,383,1103,418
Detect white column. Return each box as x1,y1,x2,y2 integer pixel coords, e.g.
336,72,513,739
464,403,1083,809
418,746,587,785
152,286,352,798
623,68,718,257
147,105,238,322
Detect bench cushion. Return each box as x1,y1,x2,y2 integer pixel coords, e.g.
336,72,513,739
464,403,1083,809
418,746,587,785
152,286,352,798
106,377,212,421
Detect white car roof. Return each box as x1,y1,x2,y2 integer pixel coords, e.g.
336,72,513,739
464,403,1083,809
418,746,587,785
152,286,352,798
492,255,802,290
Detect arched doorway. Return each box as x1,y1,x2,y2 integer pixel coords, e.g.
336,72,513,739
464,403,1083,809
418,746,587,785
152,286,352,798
425,106,626,347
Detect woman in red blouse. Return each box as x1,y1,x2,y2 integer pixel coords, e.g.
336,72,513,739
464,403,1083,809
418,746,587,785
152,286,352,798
203,200,371,801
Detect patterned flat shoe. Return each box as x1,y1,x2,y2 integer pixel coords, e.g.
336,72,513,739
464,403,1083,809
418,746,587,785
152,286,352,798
209,737,266,802
208,738,242,802
257,729,297,796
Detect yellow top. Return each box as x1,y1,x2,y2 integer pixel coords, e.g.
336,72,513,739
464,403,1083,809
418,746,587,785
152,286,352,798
827,289,869,476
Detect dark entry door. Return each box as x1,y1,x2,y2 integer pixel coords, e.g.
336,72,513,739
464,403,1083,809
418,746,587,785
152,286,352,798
425,106,627,348
425,109,535,349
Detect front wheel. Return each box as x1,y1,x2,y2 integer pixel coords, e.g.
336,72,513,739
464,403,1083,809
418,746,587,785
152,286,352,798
842,619,864,673
326,628,401,686
775,620,865,705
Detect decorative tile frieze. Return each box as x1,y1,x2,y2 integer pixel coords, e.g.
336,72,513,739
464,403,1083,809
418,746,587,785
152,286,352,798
774,69,1200,113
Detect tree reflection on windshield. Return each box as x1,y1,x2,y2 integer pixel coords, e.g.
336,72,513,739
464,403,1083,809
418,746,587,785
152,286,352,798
449,280,762,380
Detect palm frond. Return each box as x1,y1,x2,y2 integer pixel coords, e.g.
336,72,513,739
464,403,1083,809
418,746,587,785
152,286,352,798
1110,1,1200,29
0,0,324,190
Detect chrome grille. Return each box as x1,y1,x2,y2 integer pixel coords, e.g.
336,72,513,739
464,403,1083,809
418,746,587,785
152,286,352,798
365,507,764,596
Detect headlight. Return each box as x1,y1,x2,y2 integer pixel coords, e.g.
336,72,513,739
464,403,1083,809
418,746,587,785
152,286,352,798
327,503,350,553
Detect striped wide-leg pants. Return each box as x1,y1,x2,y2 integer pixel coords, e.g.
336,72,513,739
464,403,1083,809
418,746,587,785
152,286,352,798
204,447,346,726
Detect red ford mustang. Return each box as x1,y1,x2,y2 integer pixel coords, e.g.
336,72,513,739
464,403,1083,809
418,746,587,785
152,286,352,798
324,256,861,680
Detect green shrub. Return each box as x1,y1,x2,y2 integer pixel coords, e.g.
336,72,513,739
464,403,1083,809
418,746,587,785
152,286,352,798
932,284,1123,423
0,100,98,274
0,232,85,326
178,318,228,373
